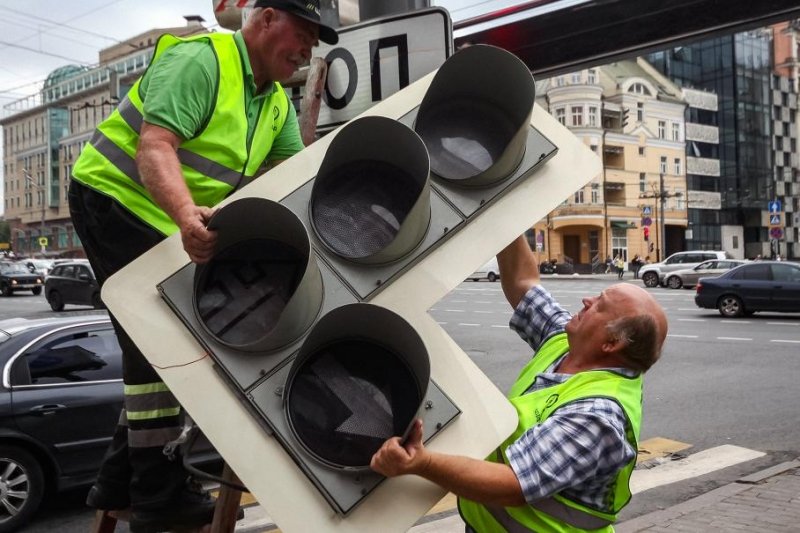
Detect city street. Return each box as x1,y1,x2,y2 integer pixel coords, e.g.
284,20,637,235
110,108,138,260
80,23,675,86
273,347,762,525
2,276,799,531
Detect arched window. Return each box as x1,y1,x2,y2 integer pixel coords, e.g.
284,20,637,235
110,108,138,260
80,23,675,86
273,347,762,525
628,82,652,96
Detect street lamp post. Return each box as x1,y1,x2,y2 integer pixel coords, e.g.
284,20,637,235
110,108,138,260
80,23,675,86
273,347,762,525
23,168,46,256
639,173,682,261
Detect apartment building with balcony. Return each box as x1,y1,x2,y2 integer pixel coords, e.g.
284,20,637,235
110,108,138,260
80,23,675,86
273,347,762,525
533,59,689,272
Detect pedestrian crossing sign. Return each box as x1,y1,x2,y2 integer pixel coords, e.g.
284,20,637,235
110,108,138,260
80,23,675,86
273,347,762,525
770,214,781,226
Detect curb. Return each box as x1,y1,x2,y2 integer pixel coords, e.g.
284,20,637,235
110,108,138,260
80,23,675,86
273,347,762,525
616,459,800,533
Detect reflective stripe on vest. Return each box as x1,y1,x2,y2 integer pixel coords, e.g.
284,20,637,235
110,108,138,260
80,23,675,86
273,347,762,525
71,32,289,236
459,332,643,532
90,99,244,189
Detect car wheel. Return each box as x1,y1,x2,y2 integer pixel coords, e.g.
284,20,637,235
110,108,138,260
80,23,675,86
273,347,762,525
31,287,42,296
487,272,497,282
0,445,45,533
642,272,659,288
47,291,64,312
0,285,11,297
718,295,745,318
92,292,105,309
666,276,682,289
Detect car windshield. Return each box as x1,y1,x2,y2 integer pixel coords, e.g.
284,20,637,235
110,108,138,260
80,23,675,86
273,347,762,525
30,260,54,269
0,263,30,274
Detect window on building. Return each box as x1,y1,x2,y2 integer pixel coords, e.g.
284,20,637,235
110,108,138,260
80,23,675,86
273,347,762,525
571,72,581,84
660,156,667,174
639,173,646,192
588,106,597,127
571,106,583,126
574,188,585,203
629,82,651,95
658,121,666,139
555,108,566,125
637,102,644,122
591,183,599,203
638,146,645,156
676,189,685,210
672,122,680,141
611,227,628,262
587,69,597,83
674,158,682,175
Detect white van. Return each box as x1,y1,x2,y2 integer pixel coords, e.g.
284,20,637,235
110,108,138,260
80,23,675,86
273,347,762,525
469,257,500,282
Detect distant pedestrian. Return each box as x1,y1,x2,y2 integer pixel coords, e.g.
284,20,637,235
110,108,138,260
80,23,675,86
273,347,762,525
631,254,643,279
605,256,613,274
614,255,625,279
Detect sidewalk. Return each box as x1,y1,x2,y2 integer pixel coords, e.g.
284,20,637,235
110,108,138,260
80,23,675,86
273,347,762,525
234,459,800,532
617,459,800,533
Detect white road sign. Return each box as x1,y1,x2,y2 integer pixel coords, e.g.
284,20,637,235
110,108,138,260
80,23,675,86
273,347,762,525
310,8,453,130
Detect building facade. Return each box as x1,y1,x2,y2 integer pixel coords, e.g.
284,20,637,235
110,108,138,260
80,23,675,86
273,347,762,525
533,59,690,272
1,17,207,258
648,26,799,259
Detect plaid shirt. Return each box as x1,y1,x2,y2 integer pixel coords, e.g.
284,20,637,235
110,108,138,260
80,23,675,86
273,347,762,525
505,284,637,512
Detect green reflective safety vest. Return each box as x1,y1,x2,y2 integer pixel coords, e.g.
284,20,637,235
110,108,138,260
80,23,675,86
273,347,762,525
71,32,289,236
459,332,643,532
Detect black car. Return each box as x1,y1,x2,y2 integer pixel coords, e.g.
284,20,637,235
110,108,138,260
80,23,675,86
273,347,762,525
694,261,800,317
0,262,43,297
45,261,103,311
0,314,121,532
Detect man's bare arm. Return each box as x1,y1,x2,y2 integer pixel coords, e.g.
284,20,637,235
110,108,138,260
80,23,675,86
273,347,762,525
497,235,541,309
136,122,217,263
370,419,526,507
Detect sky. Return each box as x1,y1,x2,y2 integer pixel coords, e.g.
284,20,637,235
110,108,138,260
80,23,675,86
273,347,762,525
0,0,519,106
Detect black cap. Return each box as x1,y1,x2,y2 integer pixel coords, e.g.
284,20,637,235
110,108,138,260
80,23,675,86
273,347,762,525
254,0,338,45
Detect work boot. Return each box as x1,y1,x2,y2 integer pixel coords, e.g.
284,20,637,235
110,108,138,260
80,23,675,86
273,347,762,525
85,482,130,511
129,480,217,533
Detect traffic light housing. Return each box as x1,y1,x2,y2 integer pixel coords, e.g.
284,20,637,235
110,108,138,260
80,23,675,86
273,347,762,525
103,42,602,532
643,226,650,241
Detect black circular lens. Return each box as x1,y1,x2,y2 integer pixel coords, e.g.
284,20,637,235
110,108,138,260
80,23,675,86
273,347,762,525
195,239,305,346
311,159,422,260
286,339,421,468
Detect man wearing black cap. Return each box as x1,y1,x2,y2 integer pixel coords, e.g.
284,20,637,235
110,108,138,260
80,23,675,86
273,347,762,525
70,3,336,531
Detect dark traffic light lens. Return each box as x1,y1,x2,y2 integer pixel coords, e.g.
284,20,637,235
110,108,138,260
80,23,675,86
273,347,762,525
286,339,422,469
418,99,517,183
195,239,305,347
311,159,422,260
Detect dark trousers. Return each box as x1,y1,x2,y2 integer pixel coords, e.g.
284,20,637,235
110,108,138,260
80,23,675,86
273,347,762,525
69,180,186,509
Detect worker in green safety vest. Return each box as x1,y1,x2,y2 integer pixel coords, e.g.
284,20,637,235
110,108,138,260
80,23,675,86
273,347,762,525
69,2,337,532
371,235,668,532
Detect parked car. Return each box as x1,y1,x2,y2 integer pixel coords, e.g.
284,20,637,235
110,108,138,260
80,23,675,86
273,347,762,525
694,261,800,317
0,314,219,532
469,257,500,282
24,259,55,280
639,250,731,288
45,261,103,311
0,315,121,531
0,262,44,297
664,259,748,289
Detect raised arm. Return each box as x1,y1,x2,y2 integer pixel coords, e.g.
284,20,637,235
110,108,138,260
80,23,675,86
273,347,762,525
497,235,541,309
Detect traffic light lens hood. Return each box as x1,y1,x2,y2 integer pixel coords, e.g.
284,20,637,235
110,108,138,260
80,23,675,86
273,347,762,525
414,44,535,187
285,303,430,470
193,197,324,352
311,116,431,264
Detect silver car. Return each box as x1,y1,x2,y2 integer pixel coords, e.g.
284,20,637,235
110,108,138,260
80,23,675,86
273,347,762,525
664,259,747,289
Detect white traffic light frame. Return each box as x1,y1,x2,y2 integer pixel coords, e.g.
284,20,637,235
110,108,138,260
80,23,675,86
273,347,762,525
102,61,601,533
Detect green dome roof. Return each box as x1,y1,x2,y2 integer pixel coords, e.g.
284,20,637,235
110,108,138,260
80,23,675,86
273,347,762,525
44,64,89,88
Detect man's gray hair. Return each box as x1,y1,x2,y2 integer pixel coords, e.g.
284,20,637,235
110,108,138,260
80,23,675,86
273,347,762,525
605,314,660,372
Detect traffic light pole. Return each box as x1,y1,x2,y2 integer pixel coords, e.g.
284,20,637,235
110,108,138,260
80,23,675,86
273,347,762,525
23,169,46,256
639,173,681,262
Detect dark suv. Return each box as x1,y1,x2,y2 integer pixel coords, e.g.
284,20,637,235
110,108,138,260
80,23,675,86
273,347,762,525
0,262,43,296
45,261,103,311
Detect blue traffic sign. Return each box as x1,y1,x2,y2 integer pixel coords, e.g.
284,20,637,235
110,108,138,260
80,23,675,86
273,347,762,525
642,206,652,216
769,200,781,213
770,214,781,226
